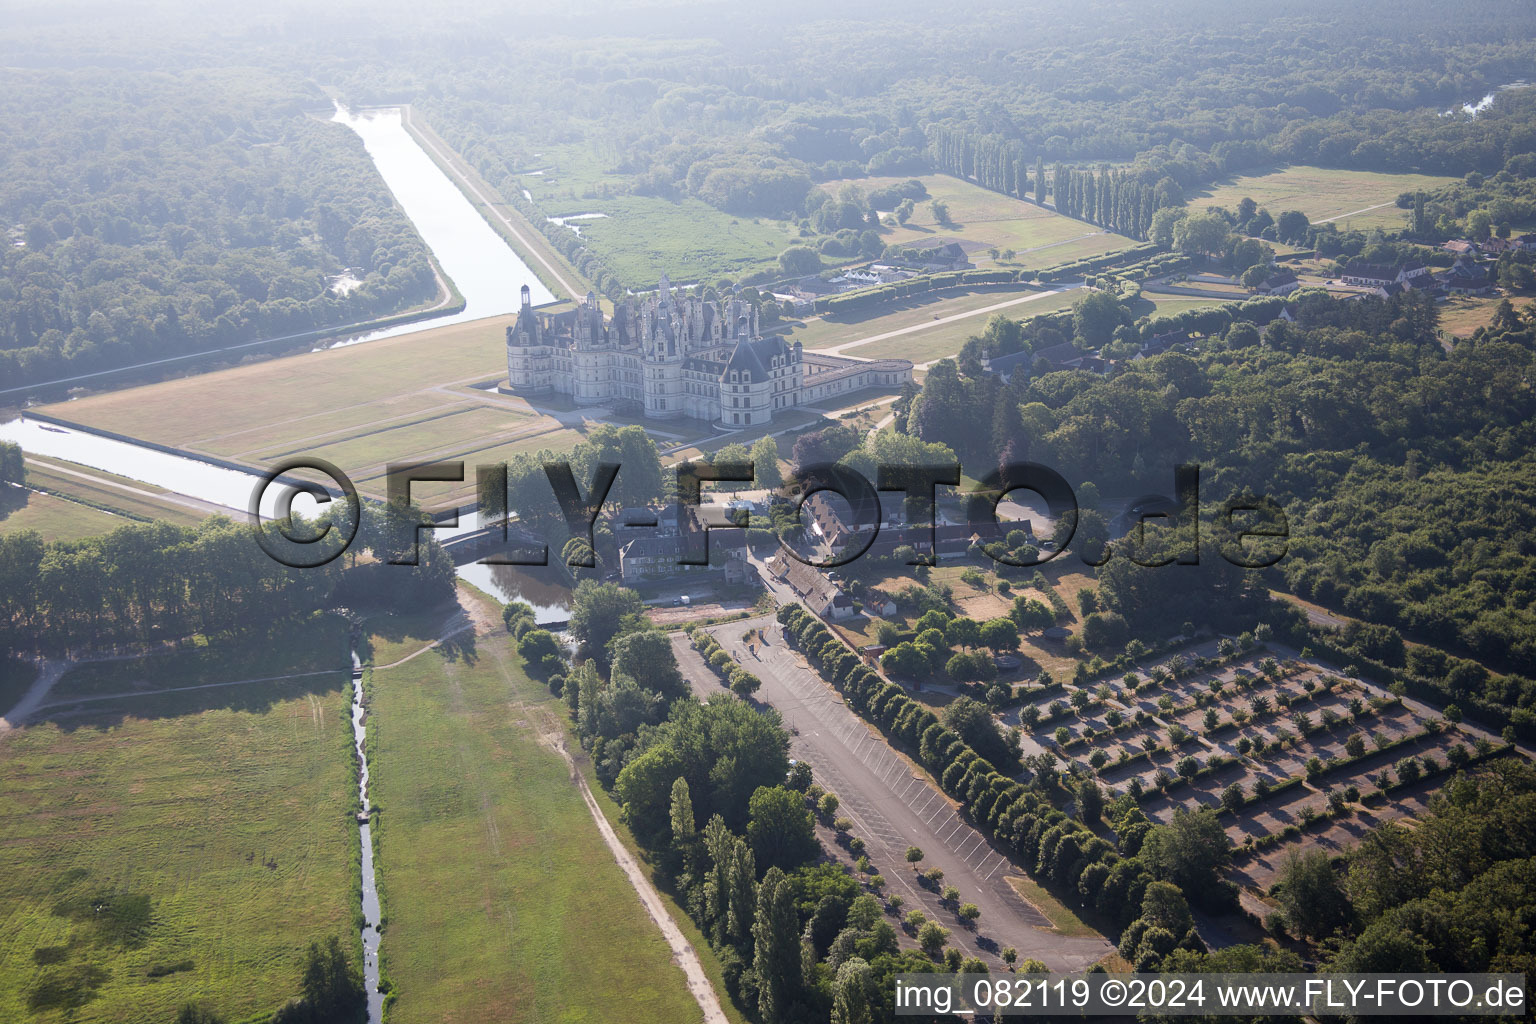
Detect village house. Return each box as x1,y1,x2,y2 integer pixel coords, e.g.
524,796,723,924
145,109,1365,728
1338,260,1433,289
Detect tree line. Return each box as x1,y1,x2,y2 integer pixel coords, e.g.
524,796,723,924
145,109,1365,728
0,498,456,653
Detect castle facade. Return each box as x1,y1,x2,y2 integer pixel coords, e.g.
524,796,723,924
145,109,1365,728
504,277,912,427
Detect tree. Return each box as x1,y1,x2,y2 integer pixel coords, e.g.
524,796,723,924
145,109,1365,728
727,839,757,948
669,775,698,868
174,1008,223,1024
1139,807,1232,892
1072,289,1131,347
753,866,804,1024
272,936,365,1024
930,199,952,226
918,920,949,958
748,785,818,872
957,902,980,925
905,846,924,867
751,435,783,489
568,580,644,667
980,618,1019,651
831,957,875,1024
1173,210,1231,258
0,441,21,486
611,628,687,700
779,245,822,276
614,743,686,841
1276,847,1351,939
942,696,1014,768
1276,210,1310,244
1150,207,1187,248
516,628,565,679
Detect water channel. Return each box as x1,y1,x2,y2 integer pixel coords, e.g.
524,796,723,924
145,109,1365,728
350,647,385,1023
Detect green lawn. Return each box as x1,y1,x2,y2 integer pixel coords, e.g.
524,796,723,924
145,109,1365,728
781,285,1051,350
0,489,129,543
366,609,706,1024
1132,295,1228,319
845,293,1080,364
49,619,349,707
0,618,356,1024
1190,165,1457,231
1006,876,1099,938
515,140,805,289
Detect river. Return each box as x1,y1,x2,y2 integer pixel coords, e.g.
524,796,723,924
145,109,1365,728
1444,81,1532,117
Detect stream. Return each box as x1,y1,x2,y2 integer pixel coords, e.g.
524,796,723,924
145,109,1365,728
351,646,385,1024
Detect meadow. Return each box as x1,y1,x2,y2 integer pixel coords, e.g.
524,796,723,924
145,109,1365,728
0,616,356,1024
1438,294,1507,339
569,194,801,288
1190,165,1457,231
1,456,210,543
519,141,803,288
365,603,707,1024
820,173,1135,267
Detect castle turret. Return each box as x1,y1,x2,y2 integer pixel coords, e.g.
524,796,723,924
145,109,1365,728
506,282,552,393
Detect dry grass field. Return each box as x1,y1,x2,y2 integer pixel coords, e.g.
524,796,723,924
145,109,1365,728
1190,165,1457,231
821,173,1134,268
1438,294,1508,339
41,314,616,508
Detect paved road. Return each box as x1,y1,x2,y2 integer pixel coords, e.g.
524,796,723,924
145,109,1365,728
676,616,1111,971
809,284,1083,357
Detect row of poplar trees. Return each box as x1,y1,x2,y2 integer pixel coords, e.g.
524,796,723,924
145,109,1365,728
929,126,1182,242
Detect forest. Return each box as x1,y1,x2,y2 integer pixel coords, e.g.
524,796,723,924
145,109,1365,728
897,280,1536,731
0,68,437,387
6,0,1536,325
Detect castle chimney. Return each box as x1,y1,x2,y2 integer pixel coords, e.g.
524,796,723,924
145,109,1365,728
520,283,531,308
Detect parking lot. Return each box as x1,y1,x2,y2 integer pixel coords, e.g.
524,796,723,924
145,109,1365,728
673,617,1113,972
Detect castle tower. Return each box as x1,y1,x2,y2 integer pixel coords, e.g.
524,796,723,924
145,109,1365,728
505,283,553,393
642,291,684,420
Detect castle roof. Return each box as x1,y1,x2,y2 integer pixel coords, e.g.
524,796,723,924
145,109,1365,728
724,335,793,380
